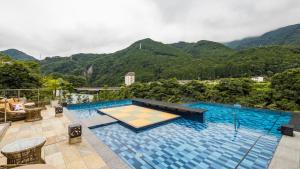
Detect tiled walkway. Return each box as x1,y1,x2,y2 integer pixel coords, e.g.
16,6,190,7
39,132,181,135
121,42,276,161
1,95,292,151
0,106,108,169
269,131,300,169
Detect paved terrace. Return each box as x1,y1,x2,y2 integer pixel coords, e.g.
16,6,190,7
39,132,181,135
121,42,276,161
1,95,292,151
0,106,109,169
269,131,300,169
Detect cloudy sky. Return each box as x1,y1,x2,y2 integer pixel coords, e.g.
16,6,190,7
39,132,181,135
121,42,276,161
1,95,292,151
0,0,299,59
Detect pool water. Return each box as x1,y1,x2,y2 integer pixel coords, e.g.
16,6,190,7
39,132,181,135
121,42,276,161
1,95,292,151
67,99,132,119
68,101,291,169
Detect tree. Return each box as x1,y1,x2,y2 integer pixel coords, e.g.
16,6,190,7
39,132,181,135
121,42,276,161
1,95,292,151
215,78,253,103
181,80,206,101
0,62,41,89
270,68,300,110
43,77,73,98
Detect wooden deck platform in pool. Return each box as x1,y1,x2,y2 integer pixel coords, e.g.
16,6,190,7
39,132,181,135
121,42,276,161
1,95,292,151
98,105,180,130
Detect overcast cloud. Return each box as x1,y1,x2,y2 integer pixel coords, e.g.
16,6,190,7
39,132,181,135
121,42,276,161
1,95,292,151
0,0,299,59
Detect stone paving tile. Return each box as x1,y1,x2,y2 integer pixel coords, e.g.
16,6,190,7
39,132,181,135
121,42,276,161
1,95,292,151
268,131,300,169
0,105,109,169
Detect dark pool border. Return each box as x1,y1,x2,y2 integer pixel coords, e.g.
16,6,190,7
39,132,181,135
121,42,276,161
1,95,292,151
63,107,132,169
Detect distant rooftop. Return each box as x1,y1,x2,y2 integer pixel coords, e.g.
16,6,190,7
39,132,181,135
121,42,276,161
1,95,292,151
126,72,135,76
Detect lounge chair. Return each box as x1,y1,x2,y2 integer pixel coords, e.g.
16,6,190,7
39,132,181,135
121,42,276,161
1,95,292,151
0,101,26,121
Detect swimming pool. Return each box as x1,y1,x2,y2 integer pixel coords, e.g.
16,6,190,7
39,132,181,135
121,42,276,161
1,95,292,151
67,100,291,169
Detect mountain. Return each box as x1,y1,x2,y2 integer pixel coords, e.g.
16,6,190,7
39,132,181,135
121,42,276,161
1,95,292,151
1,49,37,61
171,40,235,58
41,38,195,85
41,38,300,86
226,23,300,49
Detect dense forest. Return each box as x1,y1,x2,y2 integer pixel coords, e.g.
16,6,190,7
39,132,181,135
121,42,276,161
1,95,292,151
94,68,300,111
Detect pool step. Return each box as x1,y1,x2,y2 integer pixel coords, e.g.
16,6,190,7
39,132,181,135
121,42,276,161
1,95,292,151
81,115,117,128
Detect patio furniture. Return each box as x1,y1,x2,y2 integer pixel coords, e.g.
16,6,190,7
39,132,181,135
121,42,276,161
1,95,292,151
280,124,294,136
68,123,82,144
0,106,26,122
54,106,63,117
23,103,35,109
1,137,46,165
0,99,26,122
24,108,43,122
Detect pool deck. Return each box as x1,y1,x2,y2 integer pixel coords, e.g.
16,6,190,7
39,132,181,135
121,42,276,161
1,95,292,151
269,131,300,169
0,106,109,169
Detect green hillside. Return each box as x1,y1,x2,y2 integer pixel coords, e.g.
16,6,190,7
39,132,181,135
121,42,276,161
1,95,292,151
226,23,300,49
40,38,300,86
1,49,37,61
41,38,194,85
171,40,235,58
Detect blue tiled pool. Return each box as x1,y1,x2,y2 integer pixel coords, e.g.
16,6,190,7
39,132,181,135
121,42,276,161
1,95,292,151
67,100,291,169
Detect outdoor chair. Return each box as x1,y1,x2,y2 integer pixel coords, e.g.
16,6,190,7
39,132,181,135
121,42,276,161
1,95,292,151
0,100,26,121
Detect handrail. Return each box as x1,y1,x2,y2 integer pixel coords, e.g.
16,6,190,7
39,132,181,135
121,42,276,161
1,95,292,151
0,88,50,91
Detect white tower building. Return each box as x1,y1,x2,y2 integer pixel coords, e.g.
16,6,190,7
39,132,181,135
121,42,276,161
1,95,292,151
125,72,135,86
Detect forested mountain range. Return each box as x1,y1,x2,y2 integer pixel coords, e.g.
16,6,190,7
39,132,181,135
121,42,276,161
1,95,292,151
0,49,37,61
40,38,300,86
226,23,300,49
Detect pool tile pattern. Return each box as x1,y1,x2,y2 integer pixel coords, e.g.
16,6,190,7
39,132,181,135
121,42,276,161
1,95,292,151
99,105,179,129
69,101,291,169
92,118,285,169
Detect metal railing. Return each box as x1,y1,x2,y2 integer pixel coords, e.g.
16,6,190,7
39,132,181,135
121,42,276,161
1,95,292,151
0,88,62,123
0,88,56,105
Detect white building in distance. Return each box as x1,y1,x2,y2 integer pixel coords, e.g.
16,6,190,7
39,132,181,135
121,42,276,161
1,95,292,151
251,76,264,82
125,72,135,86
